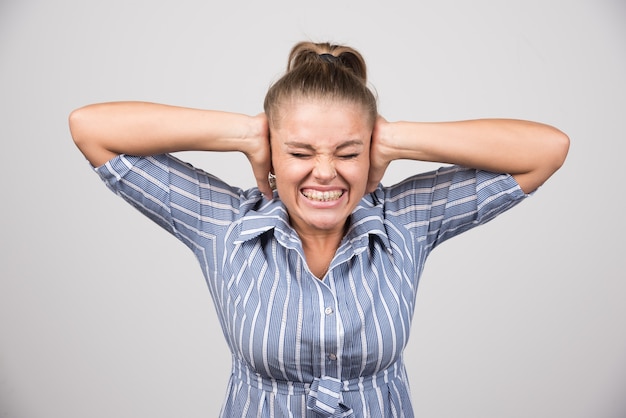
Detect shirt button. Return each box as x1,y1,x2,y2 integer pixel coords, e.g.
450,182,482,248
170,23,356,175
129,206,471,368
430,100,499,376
328,353,337,361
324,307,334,315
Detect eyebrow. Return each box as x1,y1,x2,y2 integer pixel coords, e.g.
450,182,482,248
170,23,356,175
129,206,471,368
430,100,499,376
284,140,364,151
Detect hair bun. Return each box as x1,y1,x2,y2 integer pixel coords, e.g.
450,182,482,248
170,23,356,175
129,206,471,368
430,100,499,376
264,40,378,129
287,41,368,83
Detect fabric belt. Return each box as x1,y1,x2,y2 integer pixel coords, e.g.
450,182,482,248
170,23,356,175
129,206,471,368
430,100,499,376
231,358,404,417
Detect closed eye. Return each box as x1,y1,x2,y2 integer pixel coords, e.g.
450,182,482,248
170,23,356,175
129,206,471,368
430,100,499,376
290,153,312,159
339,154,359,160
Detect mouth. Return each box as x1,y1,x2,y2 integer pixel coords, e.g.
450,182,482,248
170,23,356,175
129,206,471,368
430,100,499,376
301,188,345,202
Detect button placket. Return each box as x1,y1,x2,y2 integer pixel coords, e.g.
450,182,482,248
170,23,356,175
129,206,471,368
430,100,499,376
324,303,337,361
319,289,340,373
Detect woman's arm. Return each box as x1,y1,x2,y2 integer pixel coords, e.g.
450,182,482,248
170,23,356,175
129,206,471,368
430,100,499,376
69,101,273,197
368,117,570,194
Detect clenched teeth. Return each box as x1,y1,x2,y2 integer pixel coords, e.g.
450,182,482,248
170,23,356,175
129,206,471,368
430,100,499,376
301,189,344,201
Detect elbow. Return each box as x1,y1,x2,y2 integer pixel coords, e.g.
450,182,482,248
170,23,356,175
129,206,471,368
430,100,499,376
537,127,571,183
68,106,90,150
515,127,570,194
549,128,570,171
68,105,113,167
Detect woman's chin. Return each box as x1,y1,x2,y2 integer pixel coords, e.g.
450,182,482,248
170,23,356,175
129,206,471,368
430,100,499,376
291,210,349,235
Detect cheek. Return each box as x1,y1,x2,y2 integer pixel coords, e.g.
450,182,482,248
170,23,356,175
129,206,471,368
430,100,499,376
274,160,308,189
276,158,301,173
348,160,370,182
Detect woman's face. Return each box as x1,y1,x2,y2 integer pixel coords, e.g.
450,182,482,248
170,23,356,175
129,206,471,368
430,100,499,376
270,98,372,238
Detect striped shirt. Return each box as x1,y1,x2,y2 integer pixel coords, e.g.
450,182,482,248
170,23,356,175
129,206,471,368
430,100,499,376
96,153,527,417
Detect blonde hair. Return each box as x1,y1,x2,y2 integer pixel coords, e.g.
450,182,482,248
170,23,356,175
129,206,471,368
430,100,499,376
264,41,377,127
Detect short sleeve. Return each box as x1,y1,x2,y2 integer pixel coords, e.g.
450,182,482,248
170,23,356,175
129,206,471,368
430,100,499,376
95,153,245,249
383,165,528,250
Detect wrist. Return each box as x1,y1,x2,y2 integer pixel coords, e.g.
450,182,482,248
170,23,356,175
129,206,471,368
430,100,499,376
373,119,405,163
240,113,269,157
382,121,431,162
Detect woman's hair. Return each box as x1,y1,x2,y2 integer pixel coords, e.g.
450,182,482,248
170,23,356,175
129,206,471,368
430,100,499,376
264,41,378,128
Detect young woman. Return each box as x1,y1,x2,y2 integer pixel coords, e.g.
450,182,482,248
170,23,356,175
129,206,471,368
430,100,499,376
69,41,569,417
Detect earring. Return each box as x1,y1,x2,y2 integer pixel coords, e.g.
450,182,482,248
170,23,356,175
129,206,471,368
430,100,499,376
268,173,277,190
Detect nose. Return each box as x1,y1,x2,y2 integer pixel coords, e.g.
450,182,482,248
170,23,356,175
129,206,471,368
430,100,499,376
312,157,337,182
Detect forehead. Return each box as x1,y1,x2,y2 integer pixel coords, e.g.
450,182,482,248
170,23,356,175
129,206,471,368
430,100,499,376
271,98,372,145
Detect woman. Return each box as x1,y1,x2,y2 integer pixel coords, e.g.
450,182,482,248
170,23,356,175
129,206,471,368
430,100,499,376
69,41,569,417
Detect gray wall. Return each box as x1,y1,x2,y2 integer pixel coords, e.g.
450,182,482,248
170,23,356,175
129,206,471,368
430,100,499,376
1,0,625,417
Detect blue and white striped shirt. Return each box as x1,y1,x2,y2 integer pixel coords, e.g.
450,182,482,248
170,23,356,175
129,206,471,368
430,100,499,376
96,153,527,417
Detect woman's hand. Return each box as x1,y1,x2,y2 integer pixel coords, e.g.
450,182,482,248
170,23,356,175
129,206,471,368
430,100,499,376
367,115,395,193
241,113,273,199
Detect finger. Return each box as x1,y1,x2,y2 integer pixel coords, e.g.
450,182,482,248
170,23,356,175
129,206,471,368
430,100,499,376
366,161,388,193
255,172,272,199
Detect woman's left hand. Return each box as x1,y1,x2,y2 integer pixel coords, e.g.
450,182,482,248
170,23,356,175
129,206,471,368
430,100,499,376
367,115,394,193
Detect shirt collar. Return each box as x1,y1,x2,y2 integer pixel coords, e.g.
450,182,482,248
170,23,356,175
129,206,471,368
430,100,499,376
234,187,392,254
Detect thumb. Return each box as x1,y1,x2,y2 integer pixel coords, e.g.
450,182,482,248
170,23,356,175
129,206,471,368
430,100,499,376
252,162,273,200
366,160,388,194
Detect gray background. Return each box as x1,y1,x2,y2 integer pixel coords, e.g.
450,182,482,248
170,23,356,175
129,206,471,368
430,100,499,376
1,0,625,417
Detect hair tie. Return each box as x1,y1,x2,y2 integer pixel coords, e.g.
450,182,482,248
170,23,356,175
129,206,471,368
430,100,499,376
319,53,339,64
